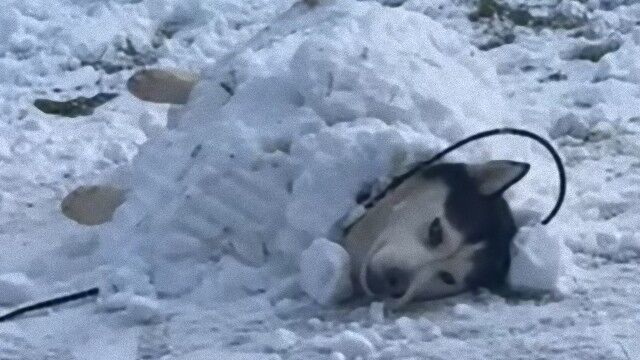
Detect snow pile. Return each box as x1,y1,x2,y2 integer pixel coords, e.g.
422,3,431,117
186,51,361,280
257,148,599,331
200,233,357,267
257,328,299,352
18,0,567,307
92,0,567,305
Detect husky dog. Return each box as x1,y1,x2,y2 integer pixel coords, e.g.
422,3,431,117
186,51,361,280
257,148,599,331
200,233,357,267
62,69,530,311
343,161,529,309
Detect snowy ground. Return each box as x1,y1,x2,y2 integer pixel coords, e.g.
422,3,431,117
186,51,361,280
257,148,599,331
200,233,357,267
1,0,640,358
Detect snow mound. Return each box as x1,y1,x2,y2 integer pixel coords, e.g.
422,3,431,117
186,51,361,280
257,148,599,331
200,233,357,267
68,0,563,305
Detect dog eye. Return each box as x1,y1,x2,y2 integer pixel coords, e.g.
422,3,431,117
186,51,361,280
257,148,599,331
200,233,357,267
438,271,456,285
424,218,443,248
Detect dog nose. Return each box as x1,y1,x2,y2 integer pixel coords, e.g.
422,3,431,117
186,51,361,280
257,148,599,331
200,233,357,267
366,266,410,299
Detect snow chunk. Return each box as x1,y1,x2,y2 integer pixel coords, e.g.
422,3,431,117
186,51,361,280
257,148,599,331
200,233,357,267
97,288,164,326
176,350,281,360
330,352,347,360
395,316,441,342
549,113,589,140
0,273,36,306
126,295,164,324
452,304,478,320
0,137,13,161
309,330,375,359
369,302,385,323
555,0,588,23
100,267,155,298
259,328,299,352
299,238,353,305
508,225,570,293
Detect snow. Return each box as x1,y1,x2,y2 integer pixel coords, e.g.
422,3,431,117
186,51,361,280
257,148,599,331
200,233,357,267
258,328,300,352
395,316,442,342
309,330,375,359
0,273,36,306
124,295,164,324
0,0,640,358
300,238,353,306
549,113,590,140
369,301,385,323
508,224,570,294
451,303,478,320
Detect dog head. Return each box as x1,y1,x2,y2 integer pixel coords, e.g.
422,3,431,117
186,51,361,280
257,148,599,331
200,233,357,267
343,160,529,308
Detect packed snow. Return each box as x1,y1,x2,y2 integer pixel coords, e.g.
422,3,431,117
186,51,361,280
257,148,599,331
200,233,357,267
300,238,353,305
1,0,639,358
0,273,36,306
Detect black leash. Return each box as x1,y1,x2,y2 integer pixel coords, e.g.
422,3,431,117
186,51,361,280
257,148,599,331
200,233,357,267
363,127,566,225
0,287,99,323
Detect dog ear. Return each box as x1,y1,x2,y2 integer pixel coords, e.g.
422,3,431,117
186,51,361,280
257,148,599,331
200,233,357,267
467,160,530,197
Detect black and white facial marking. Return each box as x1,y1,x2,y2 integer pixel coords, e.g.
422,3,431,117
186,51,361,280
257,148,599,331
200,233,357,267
343,160,530,309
